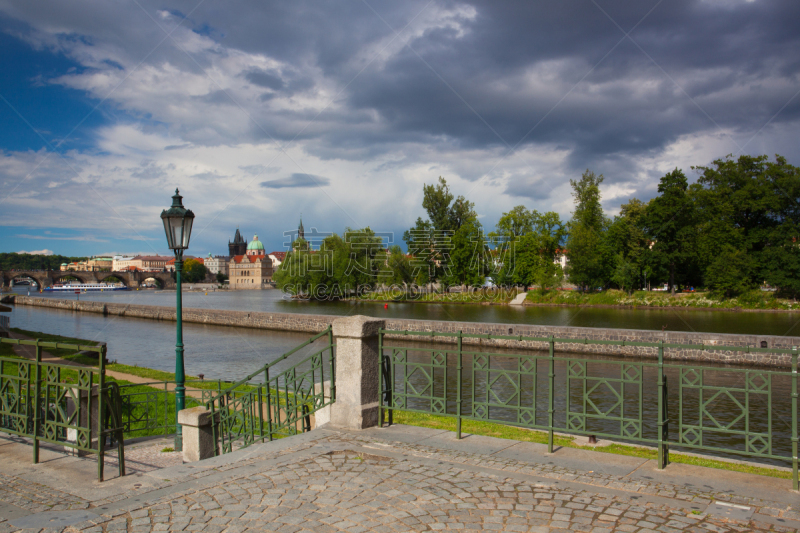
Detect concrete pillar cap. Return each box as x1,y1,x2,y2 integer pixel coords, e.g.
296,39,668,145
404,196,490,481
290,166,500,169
332,315,385,339
177,406,220,427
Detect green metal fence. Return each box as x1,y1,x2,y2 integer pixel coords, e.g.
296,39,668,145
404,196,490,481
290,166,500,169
205,327,335,455
378,329,799,489
116,379,228,439
0,337,125,481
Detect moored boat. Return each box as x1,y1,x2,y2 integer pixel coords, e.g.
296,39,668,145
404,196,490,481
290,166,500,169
44,282,128,292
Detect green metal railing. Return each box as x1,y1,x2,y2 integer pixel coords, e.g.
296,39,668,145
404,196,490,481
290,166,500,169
0,337,125,481
206,327,336,455
378,329,799,488
116,379,228,439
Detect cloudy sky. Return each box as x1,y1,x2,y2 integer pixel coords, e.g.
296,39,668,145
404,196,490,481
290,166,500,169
1,0,798,257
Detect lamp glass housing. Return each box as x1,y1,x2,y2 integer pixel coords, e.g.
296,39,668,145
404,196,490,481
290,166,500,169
160,189,195,251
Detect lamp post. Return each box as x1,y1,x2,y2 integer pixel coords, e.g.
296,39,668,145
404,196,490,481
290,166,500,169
161,188,195,450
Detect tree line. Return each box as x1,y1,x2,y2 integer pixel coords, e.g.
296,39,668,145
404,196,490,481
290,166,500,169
0,253,88,271
274,154,800,299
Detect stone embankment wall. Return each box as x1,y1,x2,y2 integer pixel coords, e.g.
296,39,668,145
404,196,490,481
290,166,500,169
6,295,799,367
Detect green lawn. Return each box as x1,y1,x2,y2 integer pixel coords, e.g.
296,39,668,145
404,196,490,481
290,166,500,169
525,288,797,310
390,410,792,480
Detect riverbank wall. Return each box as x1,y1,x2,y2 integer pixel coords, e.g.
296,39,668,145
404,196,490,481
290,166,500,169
5,295,798,367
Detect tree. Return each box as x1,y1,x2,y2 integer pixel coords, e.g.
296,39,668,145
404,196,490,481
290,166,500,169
215,272,227,284
444,220,489,288
493,209,565,290
493,206,535,242
692,154,800,297
377,245,413,288
0,253,88,271
183,259,208,283
275,228,384,299
705,247,753,298
606,198,649,292
644,169,696,295
404,177,478,286
566,170,610,290
611,254,639,295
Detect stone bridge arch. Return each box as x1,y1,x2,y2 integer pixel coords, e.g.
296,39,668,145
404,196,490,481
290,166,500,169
51,271,95,285
1,269,177,291
95,272,132,286
1,270,54,289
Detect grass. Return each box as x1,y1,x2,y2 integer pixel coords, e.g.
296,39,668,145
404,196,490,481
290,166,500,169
390,410,793,480
358,288,519,304
525,288,798,311
10,327,102,364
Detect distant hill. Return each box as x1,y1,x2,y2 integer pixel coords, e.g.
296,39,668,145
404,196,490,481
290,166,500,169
0,253,89,271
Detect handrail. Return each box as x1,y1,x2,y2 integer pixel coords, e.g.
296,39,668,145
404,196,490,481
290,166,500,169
205,327,333,403
0,337,104,353
379,328,797,354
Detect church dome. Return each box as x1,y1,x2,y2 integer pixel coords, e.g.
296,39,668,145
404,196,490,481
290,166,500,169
247,235,265,252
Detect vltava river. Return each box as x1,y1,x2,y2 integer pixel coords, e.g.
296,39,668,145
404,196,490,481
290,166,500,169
5,287,799,381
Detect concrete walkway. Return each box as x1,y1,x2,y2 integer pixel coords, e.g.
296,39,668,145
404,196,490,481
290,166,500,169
1,424,798,532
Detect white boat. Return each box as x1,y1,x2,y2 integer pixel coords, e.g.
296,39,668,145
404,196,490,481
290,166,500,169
45,282,128,292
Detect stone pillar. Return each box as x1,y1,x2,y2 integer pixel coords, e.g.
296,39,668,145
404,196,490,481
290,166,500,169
178,406,220,462
65,385,100,456
330,315,385,430
313,381,332,428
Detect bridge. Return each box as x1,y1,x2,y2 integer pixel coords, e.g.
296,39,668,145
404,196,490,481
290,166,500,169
0,269,176,290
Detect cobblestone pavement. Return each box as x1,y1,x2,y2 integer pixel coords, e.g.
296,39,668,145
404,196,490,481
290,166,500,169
104,440,184,475
0,473,88,514
1,429,798,533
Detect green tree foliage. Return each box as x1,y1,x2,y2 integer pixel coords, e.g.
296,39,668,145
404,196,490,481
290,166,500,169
215,272,228,284
404,177,478,286
644,169,697,295
378,245,414,287
566,170,610,290
493,209,565,290
444,220,489,288
182,258,208,283
274,228,384,298
606,198,650,293
704,247,753,298
692,155,800,297
0,253,88,271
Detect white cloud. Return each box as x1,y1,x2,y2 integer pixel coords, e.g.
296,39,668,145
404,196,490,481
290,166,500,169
17,249,54,255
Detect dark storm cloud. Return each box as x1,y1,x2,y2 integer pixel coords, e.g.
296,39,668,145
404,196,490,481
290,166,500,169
3,0,800,191
245,69,284,90
260,173,330,189
503,177,553,202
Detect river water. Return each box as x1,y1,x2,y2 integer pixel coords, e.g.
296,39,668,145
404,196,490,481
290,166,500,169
6,288,800,380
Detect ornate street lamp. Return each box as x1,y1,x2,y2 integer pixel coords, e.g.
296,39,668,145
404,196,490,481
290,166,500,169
161,188,194,450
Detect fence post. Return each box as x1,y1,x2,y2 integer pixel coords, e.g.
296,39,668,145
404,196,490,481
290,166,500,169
97,344,106,481
378,328,384,427
657,340,668,469
330,316,385,429
328,327,336,403
265,367,273,441
792,346,798,491
257,385,264,443
457,330,463,440
209,401,219,456
32,340,42,464
548,336,555,454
